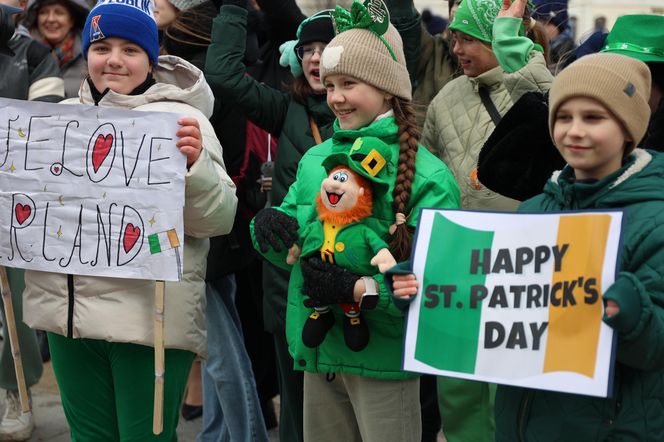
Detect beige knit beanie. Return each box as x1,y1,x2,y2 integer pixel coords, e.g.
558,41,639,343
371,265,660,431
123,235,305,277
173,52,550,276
320,20,411,101
548,53,652,148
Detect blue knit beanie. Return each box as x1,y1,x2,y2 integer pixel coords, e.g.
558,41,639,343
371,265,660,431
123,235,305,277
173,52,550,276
82,0,159,64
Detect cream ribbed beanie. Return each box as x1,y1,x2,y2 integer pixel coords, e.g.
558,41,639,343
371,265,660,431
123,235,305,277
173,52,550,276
549,53,651,147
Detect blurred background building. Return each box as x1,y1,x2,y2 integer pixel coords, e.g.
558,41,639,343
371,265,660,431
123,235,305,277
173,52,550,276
295,0,664,43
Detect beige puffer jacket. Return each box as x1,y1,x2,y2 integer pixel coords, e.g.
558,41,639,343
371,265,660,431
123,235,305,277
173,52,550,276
23,55,237,357
421,51,551,211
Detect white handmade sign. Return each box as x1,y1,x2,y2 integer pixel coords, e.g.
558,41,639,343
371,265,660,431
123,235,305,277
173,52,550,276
0,97,185,281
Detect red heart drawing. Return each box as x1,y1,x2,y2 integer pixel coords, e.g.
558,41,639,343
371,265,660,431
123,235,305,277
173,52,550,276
123,223,140,253
92,134,113,173
15,204,31,225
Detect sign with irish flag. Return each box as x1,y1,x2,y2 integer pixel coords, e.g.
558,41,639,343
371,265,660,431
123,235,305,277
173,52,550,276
404,209,623,397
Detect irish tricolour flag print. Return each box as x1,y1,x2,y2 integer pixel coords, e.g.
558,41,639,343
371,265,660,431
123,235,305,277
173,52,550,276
404,210,623,397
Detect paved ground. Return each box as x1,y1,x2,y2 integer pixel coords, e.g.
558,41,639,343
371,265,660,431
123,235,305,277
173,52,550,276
3,361,279,442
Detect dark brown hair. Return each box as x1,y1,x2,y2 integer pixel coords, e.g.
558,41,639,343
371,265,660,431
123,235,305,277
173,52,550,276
291,74,315,105
389,97,420,261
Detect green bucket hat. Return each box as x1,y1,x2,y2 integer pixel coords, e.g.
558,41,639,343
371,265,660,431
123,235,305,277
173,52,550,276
322,137,393,195
449,0,502,43
601,15,664,64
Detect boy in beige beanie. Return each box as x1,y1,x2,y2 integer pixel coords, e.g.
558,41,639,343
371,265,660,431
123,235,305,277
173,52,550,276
497,52,664,441
394,52,664,441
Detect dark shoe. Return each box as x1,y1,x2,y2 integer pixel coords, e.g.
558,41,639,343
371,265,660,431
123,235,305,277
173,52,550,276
302,309,335,348
343,314,369,352
181,403,202,421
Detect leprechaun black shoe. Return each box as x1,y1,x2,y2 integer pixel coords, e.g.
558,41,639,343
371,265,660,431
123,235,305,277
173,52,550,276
302,308,335,348
343,313,369,352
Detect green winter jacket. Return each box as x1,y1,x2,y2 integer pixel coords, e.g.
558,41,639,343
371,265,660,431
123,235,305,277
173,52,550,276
205,5,336,208
251,117,460,379
496,149,664,441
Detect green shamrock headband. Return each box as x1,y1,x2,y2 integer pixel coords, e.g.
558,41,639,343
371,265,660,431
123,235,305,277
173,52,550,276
331,0,397,61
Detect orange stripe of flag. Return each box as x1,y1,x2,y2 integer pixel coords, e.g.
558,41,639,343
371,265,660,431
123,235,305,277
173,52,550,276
543,214,610,377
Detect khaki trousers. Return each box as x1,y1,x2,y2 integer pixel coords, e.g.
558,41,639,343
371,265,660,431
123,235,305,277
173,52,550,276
303,371,421,442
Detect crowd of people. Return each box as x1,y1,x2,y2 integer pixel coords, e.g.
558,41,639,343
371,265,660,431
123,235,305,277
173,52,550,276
0,0,662,441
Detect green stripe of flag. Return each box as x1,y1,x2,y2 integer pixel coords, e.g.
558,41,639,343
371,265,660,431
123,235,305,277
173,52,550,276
415,213,494,373
148,233,162,254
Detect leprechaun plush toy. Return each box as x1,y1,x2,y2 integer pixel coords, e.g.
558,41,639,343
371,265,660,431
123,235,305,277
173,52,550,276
286,137,396,352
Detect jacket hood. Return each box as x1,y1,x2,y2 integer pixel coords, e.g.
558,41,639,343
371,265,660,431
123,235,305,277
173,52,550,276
77,55,215,118
543,149,664,208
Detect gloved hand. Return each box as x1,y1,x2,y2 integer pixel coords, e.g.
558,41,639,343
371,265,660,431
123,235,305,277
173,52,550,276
279,40,303,76
300,256,359,308
254,208,299,253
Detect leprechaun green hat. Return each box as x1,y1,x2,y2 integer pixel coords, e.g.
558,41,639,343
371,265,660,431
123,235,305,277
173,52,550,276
322,137,393,195
601,15,664,64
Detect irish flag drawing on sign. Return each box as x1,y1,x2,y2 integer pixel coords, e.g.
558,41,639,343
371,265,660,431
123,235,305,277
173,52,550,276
403,210,623,398
148,229,182,280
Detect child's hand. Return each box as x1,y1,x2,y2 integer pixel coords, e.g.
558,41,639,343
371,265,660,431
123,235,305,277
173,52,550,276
605,299,620,318
176,117,202,168
393,273,419,298
498,0,527,19
286,244,301,265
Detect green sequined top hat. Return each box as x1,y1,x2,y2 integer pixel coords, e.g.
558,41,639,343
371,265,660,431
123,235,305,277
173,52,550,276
322,136,393,195
601,14,664,64
320,0,411,100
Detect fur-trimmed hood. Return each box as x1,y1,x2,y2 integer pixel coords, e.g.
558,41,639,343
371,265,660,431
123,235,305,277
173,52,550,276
543,149,664,208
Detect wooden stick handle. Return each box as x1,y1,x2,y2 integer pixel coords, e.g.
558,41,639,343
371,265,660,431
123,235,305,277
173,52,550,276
153,280,165,435
0,267,30,413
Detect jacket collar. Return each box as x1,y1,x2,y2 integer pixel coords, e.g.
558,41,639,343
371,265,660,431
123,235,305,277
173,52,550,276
547,149,653,207
468,65,503,92
331,115,400,144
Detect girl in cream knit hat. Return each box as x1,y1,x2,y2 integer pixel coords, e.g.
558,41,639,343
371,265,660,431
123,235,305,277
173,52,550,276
250,1,460,440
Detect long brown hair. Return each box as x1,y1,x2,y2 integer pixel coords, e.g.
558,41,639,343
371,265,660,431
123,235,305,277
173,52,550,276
388,97,420,262
291,75,315,105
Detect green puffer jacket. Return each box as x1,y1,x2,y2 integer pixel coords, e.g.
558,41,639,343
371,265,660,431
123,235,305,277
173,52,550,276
496,149,664,442
251,117,460,379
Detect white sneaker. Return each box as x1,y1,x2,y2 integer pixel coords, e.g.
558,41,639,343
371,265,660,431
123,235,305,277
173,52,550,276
0,390,34,441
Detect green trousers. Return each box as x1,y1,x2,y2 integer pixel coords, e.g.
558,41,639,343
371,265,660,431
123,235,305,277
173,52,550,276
0,267,42,390
438,377,496,442
48,333,195,442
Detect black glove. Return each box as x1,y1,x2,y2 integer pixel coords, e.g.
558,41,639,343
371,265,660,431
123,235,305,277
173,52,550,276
300,256,359,308
254,208,299,253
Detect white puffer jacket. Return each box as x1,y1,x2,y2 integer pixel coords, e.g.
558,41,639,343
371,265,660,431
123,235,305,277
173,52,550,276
23,55,237,356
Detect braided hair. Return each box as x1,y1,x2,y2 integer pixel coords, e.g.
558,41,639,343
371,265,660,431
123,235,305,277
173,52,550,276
388,96,420,262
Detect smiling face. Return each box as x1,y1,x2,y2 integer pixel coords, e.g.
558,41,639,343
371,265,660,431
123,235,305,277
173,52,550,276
87,37,151,95
300,41,326,93
325,74,392,130
37,2,74,45
553,97,631,180
452,31,498,78
320,167,365,212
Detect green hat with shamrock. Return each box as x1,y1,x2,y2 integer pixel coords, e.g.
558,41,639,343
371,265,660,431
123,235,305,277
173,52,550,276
601,15,664,64
322,137,393,195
